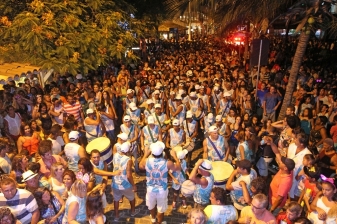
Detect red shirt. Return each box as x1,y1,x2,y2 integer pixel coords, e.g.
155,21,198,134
276,212,292,224
269,170,293,208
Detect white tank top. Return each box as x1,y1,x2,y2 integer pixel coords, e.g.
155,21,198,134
53,104,64,125
4,113,21,136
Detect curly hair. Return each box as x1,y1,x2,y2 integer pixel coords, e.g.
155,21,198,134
86,190,103,220
78,157,93,173
251,177,268,195
11,155,25,173
0,207,16,224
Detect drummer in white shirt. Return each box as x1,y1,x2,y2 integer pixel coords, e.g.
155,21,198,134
84,108,105,142
203,126,229,162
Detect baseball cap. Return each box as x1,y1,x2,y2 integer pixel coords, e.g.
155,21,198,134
86,108,94,115
22,170,38,182
281,157,295,171
76,74,83,79
150,142,164,156
199,160,212,171
177,149,188,159
175,95,182,100
117,133,128,141
146,99,154,105
126,89,134,94
69,131,79,141
155,104,161,109
215,115,222,122
186,110,193,118
208,125,218,133
303,166,321,180
129,102,137,111
236,159,252,170
207,113,214,122
172,119,180,126
189,92,196,97
148,116,155,124
123,115,131,122
154,90,160,95
120,141,131,153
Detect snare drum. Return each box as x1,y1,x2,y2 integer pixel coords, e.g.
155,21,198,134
210,161,234,188
183,141,195,152
181,180,196,197
172,145,183,153
86,137,113,165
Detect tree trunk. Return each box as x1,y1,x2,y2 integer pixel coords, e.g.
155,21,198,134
278,32,310,120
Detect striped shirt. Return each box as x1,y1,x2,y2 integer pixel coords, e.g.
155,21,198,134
63,101,82,121
0,189,39,224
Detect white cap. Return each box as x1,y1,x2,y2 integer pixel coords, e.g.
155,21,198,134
150,142,164,156
175,95,182,100
123,115,131,122
172,119,180,126
177,149,188,159
215,115,222,122
146,99,154,105
189,92,196,97
117,133,128,141
22,170,38,182
127,89,134,94
207,113,214,122
208,125,218,133
86,108,94,114
223,92,232,97
76,74,83,79
195,85,201,90
170,91,176,95
120,141,131,153
129,102,137,110
156,82,163,87
69,131,79,141
154,90,160,95
186,70,193,76
148,116,155,124
157,141,165,152
186,110,193,118
199,159,212,171
155,104,161,109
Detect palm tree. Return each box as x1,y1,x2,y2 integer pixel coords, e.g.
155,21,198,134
278,0,336,119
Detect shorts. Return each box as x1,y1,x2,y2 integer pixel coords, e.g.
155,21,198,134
146,189,168,213
112,187,135,201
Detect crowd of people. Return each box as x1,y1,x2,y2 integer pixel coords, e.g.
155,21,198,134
0,35,337,224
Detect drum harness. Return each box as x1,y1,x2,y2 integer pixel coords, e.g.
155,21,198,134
147,125,157,143
207,137,224,160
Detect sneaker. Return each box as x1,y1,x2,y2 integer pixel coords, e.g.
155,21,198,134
130,208,140,217
150,214,156,223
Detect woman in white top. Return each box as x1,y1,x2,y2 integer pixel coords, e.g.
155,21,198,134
48,162,66,196
99,91,116,142
86,190,106,224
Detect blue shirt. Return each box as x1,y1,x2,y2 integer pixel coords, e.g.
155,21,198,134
264,92,282,113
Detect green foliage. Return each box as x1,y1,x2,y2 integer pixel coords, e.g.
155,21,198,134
0,0,142,74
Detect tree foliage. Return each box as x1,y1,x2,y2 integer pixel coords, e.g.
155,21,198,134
0,0,141,74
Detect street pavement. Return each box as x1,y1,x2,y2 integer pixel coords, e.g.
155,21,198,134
104,143,205,224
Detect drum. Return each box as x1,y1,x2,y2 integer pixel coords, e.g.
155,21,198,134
210,161,234,188
183,141,195,152
193,110,204,121
172,145,183,153
181,180,196,197
86,137,112,165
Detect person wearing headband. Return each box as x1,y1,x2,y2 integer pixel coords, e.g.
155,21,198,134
308,175,337,223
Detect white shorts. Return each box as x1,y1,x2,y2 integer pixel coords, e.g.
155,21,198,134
146,189,168,213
